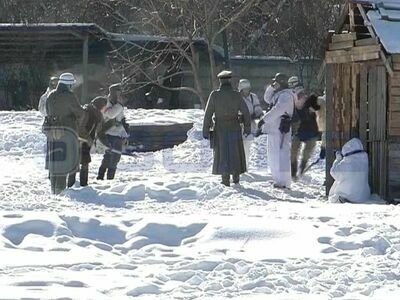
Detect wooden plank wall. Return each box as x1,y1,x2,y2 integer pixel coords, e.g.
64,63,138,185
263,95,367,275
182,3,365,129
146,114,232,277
332,63,359,149
388,142,400,201
367,65,387,196
326,63,360,195
388,54,400,201
378,66,388,198
327,62,388,199
359,65,368,149
389,55,400,135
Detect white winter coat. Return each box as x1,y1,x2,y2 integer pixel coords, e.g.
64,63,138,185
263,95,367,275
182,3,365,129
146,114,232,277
261,89,296,187
38,88,53,116
103,100,129,138
329,138,371,203
243,92,263,135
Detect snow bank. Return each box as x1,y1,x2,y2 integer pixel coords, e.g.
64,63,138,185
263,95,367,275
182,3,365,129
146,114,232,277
2,209,400,299
1,109,398,299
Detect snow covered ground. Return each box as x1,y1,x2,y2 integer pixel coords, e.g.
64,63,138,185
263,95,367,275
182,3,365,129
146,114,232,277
0,109,399,299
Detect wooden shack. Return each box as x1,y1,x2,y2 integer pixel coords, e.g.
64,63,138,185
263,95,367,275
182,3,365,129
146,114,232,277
0,23,225,109
323,0,400,201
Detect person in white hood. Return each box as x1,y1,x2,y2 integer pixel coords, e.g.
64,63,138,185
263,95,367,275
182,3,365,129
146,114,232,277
97,83,129,180
329,138,371,203
259,73,296,188
238,79,263,167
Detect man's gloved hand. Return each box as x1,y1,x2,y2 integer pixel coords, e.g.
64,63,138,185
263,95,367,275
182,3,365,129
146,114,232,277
257,119,265,129
203,132,209,140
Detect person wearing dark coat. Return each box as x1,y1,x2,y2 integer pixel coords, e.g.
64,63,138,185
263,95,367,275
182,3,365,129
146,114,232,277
45,73,84,194
291,92,321,178
97,84,129,180
68,97,107,187
202,70,251,186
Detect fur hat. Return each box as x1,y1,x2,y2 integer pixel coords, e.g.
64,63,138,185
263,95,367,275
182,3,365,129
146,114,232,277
58,73,76,85
238,79,251,91
217,70,233,79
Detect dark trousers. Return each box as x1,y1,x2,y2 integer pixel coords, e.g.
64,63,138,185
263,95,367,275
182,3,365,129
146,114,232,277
68,142,92,187
98,135,123,180
291,136,318,177
51,173,75,195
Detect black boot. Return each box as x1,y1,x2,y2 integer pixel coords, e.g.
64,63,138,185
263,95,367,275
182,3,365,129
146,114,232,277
291,162,298,179
299,160,307,175
67,173,76,188
221,173,230,187
232,173,240,184
97,166,106,180
107,168,116,180
80,164,89,187
320,147,326,159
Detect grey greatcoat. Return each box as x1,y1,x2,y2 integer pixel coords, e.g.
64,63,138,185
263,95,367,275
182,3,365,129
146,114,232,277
203,83,251,175
46,84,84,193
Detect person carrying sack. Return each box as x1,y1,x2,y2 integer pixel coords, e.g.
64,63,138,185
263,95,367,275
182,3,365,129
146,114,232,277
67,97,107,187
258,73,295,189
97,83,129,180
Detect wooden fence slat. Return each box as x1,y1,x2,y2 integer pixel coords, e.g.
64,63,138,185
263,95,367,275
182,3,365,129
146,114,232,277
326,64,335,196
392,55,400,63
391,87,400,96
359,64,368,148
329,40,354,50
355,37,379,46
332,32,357,43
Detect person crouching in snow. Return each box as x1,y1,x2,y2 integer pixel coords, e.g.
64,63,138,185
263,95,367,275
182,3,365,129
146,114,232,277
203,70,251,186
97,84,129,180
68,97,107,187
258,73,295,189
329,138,371,203
238,79,263,167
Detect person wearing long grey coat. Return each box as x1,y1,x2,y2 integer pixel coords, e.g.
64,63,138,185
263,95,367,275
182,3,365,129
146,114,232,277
46,73,84,195
203,71,251,186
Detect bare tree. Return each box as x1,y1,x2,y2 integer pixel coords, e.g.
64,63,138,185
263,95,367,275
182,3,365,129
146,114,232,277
96,0,266,108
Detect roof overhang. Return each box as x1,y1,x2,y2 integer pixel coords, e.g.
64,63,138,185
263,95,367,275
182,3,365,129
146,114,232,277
0,23,108,64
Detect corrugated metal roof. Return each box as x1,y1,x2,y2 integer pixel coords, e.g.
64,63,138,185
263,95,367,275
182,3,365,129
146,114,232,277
367,2,400,53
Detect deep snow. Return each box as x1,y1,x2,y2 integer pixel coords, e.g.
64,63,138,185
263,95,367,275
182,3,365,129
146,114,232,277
0,109,399,300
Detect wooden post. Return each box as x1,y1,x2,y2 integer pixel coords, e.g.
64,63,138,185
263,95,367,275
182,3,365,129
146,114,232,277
81,34,89,104
326,63,335,196
349,4,355,32
359,64,368,149
377,66,388,198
